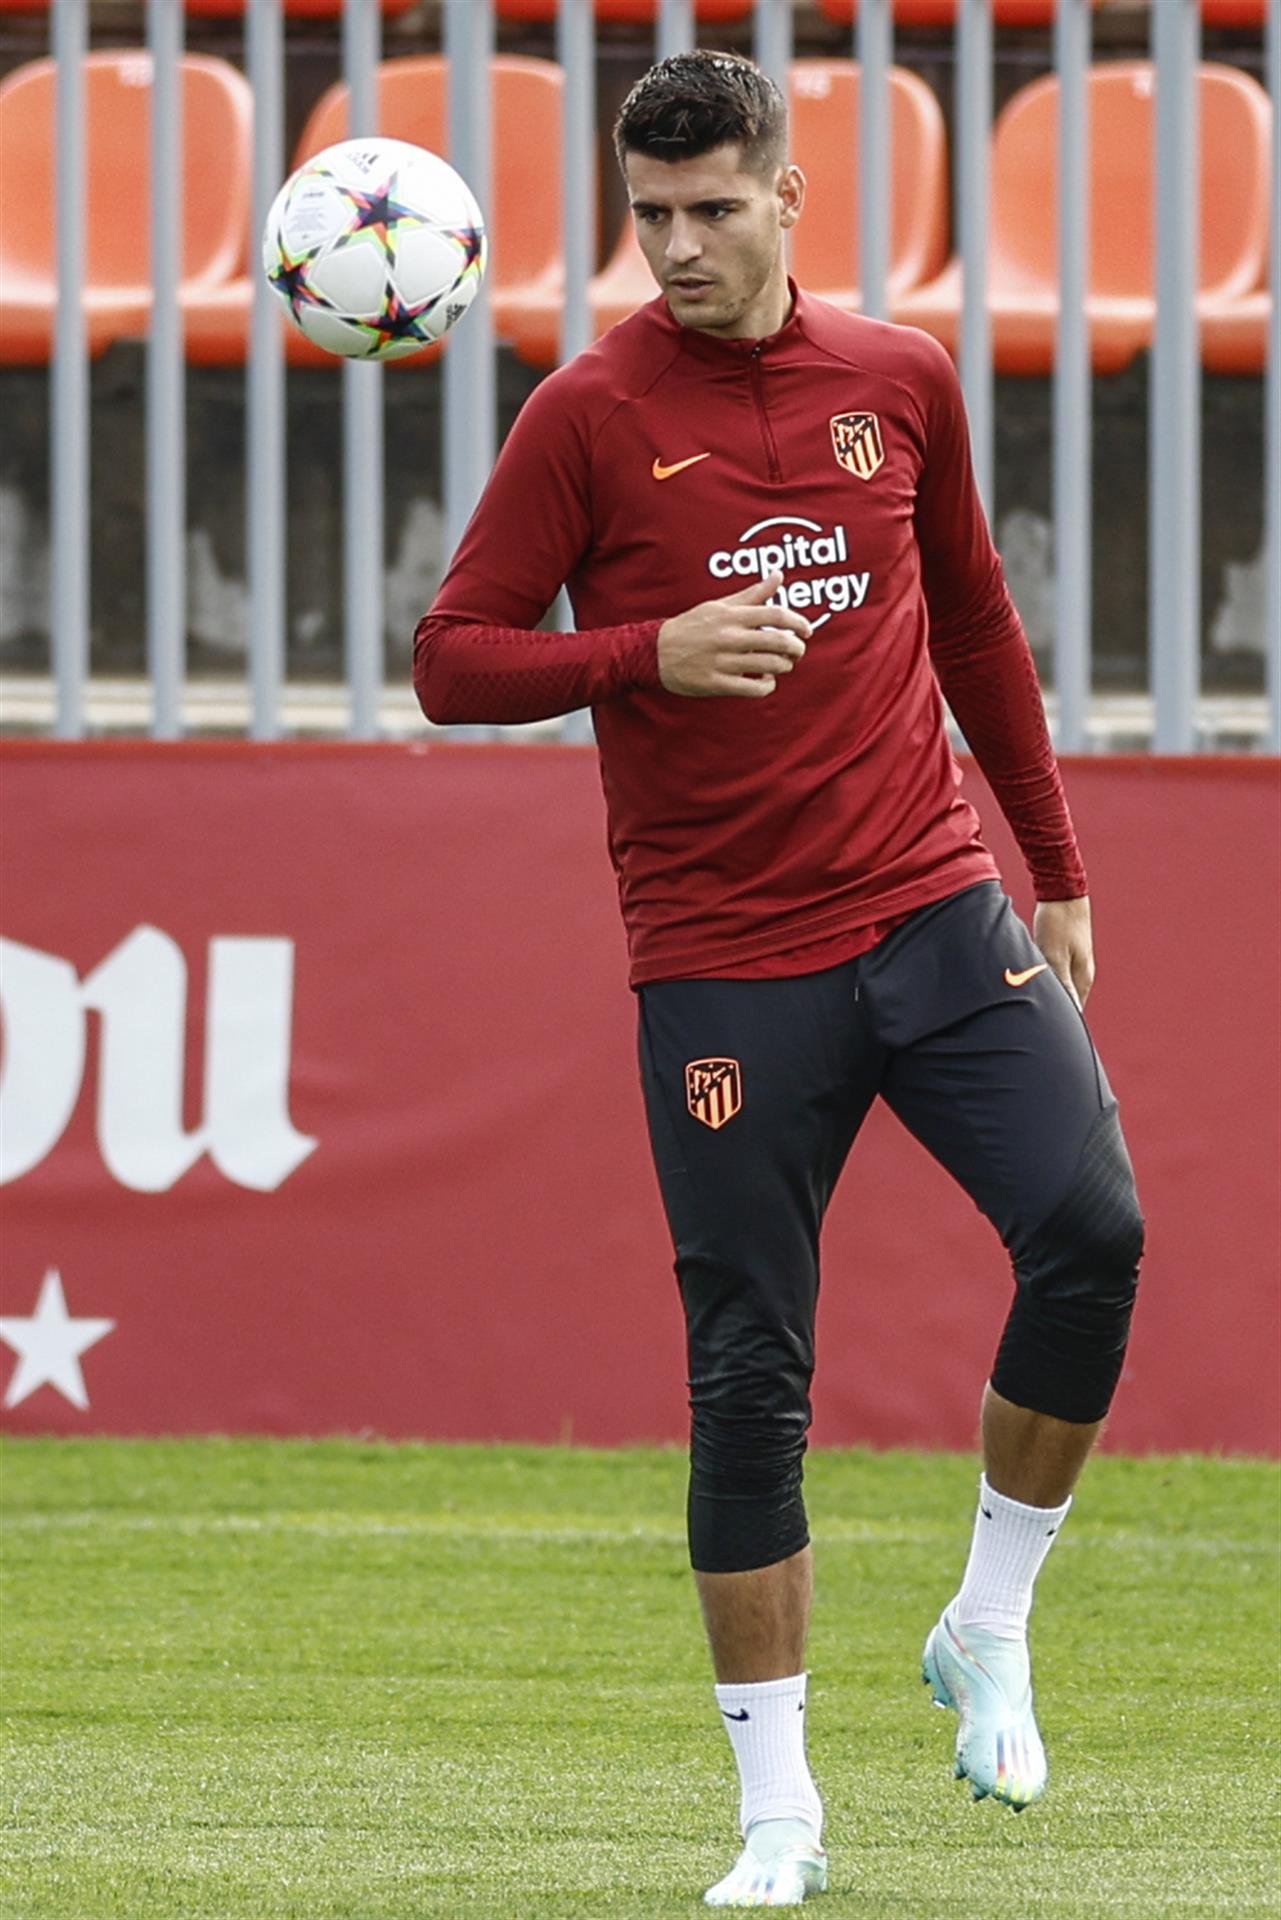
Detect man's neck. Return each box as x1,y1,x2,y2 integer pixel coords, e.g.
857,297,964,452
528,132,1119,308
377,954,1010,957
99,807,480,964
700,272,794,344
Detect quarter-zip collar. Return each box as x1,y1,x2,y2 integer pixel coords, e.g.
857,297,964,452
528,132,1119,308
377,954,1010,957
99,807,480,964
748,338,783,482
650,278,806,482
652,276,810,368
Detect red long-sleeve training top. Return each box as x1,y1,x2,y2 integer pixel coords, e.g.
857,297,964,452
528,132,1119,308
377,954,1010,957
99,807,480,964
414,285,1086,987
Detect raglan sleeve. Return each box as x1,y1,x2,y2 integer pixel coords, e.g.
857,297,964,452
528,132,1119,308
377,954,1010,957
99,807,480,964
413,368,663,725
911,333,1087,901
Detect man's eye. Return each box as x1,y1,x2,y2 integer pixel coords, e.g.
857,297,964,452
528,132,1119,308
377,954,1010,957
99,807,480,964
635,208,664,225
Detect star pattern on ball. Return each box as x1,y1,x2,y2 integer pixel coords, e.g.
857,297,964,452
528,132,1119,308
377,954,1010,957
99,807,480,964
335,170,428,268
445,225,485,276
360,282,439,354
268,248,337,319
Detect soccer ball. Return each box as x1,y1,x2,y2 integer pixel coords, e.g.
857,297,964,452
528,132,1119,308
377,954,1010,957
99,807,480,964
263,137,487,361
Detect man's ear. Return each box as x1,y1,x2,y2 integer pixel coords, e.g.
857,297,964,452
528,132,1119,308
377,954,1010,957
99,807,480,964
778,164,806,232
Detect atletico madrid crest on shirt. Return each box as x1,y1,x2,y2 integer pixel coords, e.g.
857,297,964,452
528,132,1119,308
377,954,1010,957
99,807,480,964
685,1058,743,1131
830,410,885,480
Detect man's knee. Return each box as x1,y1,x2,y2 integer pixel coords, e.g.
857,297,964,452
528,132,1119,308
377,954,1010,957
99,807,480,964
679,1251,817,1575
688,1396,812,1573
992,1107,1146,1424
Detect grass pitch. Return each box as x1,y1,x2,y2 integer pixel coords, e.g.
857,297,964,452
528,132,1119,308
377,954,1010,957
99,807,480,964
1,1441,1277,1919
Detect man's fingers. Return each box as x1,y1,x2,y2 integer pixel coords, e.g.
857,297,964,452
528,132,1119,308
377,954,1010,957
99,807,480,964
737,609,811,643
732,630,806,663
1032,899,1093,1013
1072,954,1095,1009
723,570,785,605
1043,948,1085,1010
1053,961,1082,1010
714,672,777,698
659,570,812,697
724,648,800,678
723,576,811,632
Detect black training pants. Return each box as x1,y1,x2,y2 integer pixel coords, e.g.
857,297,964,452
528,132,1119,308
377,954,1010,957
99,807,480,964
637,882,1145,1573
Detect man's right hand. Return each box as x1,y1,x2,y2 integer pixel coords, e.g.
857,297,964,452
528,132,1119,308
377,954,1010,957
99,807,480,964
657,573,810,699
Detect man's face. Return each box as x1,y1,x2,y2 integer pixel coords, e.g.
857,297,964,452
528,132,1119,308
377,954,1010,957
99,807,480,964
623,143,804,338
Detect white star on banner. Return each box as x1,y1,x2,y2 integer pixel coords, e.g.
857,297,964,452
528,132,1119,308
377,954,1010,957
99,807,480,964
0,1269,116,1411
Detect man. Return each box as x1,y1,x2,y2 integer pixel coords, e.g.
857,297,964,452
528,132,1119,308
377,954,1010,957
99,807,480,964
415,51,1143,1910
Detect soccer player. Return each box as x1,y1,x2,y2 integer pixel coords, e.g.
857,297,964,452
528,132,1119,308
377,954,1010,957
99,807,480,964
414,51,1144,1909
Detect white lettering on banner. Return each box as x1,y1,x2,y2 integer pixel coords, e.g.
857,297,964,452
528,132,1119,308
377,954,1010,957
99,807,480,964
0,942,87,1186
0,927,318,1193
706,515,871,629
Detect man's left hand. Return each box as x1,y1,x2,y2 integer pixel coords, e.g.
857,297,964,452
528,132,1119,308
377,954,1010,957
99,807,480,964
1032,896,1095,1009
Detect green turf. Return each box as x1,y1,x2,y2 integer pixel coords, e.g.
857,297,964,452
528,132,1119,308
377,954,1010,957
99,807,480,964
1,1440,1277,1918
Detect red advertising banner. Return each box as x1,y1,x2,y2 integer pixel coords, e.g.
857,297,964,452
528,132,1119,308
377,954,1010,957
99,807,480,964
1,743,1278,1455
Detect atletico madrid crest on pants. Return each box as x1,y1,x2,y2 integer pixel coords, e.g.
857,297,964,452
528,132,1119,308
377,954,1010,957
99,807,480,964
685,1058,743,1131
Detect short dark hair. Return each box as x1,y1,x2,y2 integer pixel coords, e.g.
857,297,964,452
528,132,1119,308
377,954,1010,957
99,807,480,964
612,51,787,178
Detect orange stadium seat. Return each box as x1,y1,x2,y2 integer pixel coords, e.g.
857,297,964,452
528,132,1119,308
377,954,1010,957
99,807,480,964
1201,288,1270,374
815,0,1098,24
1199,0,1268,22
495,0,751,18
184,54,564,369
788,60,947,310
183,1,417,13
586,224,654,342
894,61,1273,375
590,58,949,339
0,51,252,364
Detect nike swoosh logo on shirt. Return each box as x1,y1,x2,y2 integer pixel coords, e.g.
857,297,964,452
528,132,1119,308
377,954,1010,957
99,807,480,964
1004,964,1049,988
652,452,711,481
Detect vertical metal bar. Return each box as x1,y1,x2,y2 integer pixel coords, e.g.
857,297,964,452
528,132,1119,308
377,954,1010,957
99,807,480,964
552,1,593,735
344,0,377,142
247,0,285,741
342,0,383,740
753,0,792,95
956,0,994,512
1052,0,1091,751
147,0,185,739
656,0,694,62
51,0,88,740
1150,0,1200,752
558,0,595,365
857,0,892,320
443,0,496,559
1265,0,1280,754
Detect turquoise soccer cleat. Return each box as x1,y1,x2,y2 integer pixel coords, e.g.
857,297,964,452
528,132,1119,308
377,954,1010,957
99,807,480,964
921,1606,1048,1810
703,1824,828,1908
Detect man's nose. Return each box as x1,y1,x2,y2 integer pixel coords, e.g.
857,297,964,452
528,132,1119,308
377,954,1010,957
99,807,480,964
665,215,702,265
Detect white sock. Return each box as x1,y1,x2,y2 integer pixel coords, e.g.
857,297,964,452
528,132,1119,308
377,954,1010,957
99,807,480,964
713,1672,823,1842
951,1473,1072,1639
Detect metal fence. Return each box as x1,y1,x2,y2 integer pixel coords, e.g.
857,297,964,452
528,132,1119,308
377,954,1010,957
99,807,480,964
19,0,1281,747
